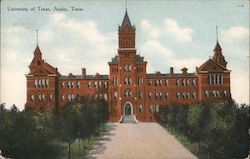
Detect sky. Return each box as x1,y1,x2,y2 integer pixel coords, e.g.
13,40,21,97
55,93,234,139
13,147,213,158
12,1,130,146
1,0,249,110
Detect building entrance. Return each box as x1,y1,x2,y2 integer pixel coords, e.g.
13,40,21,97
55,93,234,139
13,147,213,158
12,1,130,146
124,103,132,116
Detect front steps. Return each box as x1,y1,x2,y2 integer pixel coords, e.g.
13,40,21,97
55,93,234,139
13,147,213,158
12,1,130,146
120,115,138,123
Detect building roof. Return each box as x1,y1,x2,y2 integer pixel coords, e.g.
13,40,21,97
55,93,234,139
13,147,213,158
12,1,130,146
119,11,135,31
196,58,228,72
214,41,222,51
60,74,109,80
146,73,197,78
109,55,144,64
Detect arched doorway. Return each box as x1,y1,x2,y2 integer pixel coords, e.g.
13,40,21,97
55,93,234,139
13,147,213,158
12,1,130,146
124,102,133,116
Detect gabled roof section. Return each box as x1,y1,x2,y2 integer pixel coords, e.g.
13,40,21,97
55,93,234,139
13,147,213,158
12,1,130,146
119,11,135,31
197,59,228,72
122,11,131,28
67,73,75,78
95,73,103,79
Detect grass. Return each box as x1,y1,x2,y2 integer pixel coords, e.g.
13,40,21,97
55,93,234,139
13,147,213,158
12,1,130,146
164,126,209,159
60,126,109,159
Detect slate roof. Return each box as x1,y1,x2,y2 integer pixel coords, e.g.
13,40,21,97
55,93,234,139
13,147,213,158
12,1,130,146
109,55,144,64
60,75,109,80
146,73,197,78
119,11,135,31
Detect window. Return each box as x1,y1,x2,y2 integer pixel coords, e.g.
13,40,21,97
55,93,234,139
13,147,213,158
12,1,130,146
67,82,71,88
104,94,108,101
156,105,159,112
124,64,131,71
34,79,38,87
42,94,45,101
49,94,53,101
31,95,35,101
139,91,143,99
94,81,98,88
216,74,219,84
46,79,49,87
138,78,143,86
187,79,189,86
72,94,75,100
99,81,102,88
192,92,196,99
155,80,159,86
128,78,132,85
124,78,128,85
42,79,45,87
62,82,65,88
68,94,71,101
149,92,152,99
104,82,108,88
183,79,186,86
61,95,65,101
159,92,162,99
155,92,159,99
38,79,41,87
129,91,132,97
213,74,216,84
88,81,91,88
149,80,152,86
205,91,209,97
165,92,169,98
149,105,153,112
139,105,143,112
128,65,132,71
77,94,81,101
216,91,220,97
71,82,74,88
159,80,162,86
192,79,196,85
223,90,227,97
114,92,117,99
95,94,98,99
165,80,168,86
183,92,186,99
187,92,190,99
176,79,180,86
213,90,216,97
176,92,180,99
38,94,42,101
124,90,128,97
77,81,80,88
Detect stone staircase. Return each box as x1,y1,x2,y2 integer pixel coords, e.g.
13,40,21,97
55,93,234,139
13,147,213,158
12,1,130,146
120,115,138,123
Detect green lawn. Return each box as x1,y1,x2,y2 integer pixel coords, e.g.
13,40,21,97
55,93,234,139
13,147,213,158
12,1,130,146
164,126,208,159
60,135,101,159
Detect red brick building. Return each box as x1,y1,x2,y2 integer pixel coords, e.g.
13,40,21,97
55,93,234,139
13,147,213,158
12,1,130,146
25,11,231,122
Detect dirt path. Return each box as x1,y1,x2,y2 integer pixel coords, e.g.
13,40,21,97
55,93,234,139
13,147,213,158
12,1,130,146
87,122,197,159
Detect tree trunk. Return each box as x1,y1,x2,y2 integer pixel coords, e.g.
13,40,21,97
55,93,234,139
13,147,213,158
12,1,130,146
68,143,71,159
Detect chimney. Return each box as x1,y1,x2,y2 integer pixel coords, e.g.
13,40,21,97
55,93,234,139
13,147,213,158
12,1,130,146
181,67,188,75
82,68,86,78
170,67,174,75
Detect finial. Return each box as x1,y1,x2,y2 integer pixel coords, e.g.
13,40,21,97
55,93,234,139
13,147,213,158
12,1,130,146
216,26,218,42
125,0,127,12
36,29,38,46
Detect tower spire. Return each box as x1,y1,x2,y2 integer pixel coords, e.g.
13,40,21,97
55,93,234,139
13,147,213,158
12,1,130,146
216,26,218,42
36,29,39,47
125,0,127,12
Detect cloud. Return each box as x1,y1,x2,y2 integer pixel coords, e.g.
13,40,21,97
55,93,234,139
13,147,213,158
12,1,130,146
222,26,249,41
141,20,160,39
220,26,249,58
164,18,193,43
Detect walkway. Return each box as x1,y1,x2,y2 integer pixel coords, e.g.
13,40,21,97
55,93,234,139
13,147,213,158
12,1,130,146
87,122,197,159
